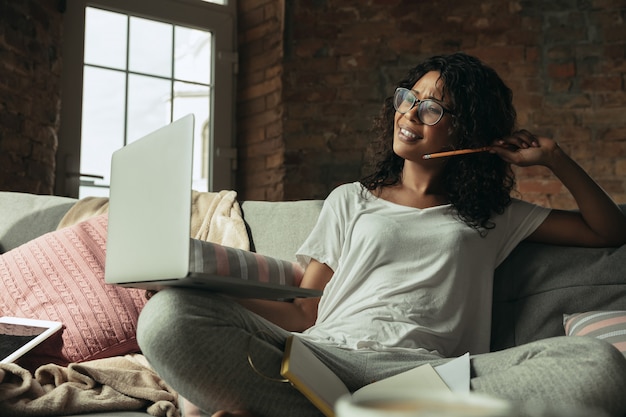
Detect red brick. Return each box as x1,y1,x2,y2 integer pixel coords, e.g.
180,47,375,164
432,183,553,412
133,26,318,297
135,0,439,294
616,160,626,176
580,75,623,91
582,108,625,125
547,62,576,79
603,24,626,43
265,152,284,169
597,92,626,108
547,78,573,94
601,127,626,141
517,178,564,195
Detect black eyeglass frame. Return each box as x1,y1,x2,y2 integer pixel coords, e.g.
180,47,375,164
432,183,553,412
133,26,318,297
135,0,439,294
393,87,455,126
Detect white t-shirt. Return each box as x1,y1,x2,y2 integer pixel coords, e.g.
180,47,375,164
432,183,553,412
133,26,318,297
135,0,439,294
296,182,551,357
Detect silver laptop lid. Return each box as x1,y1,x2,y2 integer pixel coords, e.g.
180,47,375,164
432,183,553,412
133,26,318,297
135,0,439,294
105,114,194,284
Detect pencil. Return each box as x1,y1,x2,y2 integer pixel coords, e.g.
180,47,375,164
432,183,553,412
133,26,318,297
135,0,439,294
422,146,491,159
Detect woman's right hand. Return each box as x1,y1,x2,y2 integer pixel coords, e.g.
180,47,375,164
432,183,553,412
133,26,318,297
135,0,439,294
490,129,561,168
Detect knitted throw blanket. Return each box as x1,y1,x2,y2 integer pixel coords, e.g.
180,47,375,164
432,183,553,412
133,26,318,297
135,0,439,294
0,354,179,417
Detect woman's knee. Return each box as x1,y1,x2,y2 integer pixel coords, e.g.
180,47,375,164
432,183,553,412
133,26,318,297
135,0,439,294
536,336,626,381
137,289,254,358
559,336,626,366
583,336,626,381
137,288,187,358
137,289,223,357
557,336,626,415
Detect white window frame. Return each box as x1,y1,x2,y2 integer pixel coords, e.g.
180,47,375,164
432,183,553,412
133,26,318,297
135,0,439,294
56,0,237,197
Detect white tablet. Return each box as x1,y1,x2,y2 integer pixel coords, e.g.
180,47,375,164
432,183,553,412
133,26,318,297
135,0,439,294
0,316,63,364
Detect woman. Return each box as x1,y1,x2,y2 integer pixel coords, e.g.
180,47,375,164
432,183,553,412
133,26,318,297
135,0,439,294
137,53,626,417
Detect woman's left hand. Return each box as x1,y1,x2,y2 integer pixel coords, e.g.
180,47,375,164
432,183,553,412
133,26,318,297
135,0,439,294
490,129,561,167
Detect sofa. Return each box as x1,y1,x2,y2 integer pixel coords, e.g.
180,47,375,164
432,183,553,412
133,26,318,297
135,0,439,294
1,190,626,417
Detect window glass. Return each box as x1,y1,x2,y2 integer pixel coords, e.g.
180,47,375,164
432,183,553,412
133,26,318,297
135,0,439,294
175,26,212,84
173,81,211,190
80,66,126,187
129,17,173,78
84,8,127,69
127,74,172,142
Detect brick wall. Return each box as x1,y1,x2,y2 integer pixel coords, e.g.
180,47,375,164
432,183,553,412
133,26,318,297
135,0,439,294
0,0,63,195
237,0,286,201
1,0,626,209
237,0,626,208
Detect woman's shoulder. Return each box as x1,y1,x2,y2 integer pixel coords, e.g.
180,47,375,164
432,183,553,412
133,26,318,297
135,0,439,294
493,197,552,230
505,198,551,215
327,181,365,199
322,182,370,212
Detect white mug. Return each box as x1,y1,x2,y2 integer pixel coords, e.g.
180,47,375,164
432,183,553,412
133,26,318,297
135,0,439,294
335,389,513,417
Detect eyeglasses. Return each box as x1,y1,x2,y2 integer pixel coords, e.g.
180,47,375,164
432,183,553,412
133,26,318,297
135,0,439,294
393,87,453,126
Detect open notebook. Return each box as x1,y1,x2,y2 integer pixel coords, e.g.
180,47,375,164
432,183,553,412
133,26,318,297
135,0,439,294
104,114,321,300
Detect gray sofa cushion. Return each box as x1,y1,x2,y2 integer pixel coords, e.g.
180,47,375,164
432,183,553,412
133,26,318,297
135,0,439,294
240,199,323,262
492,241,626,351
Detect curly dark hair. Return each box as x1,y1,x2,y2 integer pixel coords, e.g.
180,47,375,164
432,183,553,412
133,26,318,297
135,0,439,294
360,52,516,234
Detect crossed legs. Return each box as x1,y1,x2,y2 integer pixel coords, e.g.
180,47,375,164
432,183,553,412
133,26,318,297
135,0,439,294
137,288,626,417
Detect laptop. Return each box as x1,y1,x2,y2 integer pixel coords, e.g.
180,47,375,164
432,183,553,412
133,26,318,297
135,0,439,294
104,114,321,299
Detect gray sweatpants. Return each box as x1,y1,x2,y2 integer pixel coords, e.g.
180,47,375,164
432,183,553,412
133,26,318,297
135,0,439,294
137,288,626,417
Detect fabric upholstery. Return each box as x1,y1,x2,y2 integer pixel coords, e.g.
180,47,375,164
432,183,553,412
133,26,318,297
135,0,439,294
492,240,626,351
0,192,76,254
240,200,324,262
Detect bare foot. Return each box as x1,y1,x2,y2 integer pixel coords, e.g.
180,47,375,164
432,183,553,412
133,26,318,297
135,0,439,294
211,411,256,417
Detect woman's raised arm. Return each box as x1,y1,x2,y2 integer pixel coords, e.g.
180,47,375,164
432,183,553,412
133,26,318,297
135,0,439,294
492,130,626,247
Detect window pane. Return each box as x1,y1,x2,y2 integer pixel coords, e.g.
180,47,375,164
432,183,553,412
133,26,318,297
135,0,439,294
76,5,229,198
129,17,172,77
173,81,211,191
80,67,126,185
84,8,127,69
175,26,212,84
127,74,172,143
79,185,110,199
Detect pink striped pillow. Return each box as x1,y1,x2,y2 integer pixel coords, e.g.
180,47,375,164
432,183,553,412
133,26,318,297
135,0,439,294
564,311,626,356
0,214,147,370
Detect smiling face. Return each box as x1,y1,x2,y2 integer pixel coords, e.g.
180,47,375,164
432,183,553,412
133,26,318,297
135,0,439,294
393,71,458,162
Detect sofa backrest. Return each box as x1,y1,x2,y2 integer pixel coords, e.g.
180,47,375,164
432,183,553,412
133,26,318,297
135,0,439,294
240,199,324,262
0,192,77,253
3,191,625,354
492,204,626,351
0,192,324,260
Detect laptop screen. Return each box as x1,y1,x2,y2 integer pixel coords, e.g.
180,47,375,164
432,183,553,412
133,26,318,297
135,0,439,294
105,114,195,284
